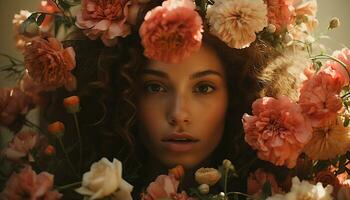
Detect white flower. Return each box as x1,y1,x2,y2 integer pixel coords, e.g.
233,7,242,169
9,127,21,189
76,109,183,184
206,0,268,49
75,158,133,200
267,177,333,200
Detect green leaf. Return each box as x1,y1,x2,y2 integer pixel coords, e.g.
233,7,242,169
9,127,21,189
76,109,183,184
344,116,350,127
36,13,46,26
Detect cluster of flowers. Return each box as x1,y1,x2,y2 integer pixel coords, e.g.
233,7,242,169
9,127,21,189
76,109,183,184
0,0,349,200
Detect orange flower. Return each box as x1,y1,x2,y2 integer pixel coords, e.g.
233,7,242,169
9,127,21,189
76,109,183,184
63,96,80,113
169,165,184,180
44,145,56,156
48,121,65,137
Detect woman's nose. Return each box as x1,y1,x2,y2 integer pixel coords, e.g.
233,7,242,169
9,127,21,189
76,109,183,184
167,94,190,126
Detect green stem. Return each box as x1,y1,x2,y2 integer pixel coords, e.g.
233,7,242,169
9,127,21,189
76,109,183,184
56,181,81,191
224,167,229,196
58,137,79,179
73,113,82,174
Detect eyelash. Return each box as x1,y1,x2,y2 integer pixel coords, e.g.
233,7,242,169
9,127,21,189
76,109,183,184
143,82,216,94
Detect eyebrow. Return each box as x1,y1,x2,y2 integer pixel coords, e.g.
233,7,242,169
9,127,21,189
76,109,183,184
140,69,223,79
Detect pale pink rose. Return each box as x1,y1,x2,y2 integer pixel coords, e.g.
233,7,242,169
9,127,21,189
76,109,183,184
265,0,294,33
0,87,34,130
247,169,283,197
242,96,312,168
75,0,133,46
0,166,62,200
141,175,192,200
207,0,267,49
139,0,203,63
23,37,76,91
2,131,38,162
299,67,344,127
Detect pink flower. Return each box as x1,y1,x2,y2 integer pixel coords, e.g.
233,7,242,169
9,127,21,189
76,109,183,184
2,131,39,162
242,96,312,168
139,0,203,63
292,0,317,18
23,37,76,91
0,87,34,130
325,48,350,86
141,175,192,200
265,0,294,33
0,166,62,200
299,68,344,127
247,169,282,197
20,72,47,107
75,0,133,47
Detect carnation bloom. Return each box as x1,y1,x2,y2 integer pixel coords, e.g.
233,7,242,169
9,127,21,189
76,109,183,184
0,87,34,130
247,169,282,198
267,177,333,200
303,118,350,160
243,96,312,168
141,175,192,200
206,0,267,49
23,37,76,91
0,166,62,200
299,67,344,128
139,0,203,63
326,48,350,86
265,0,294,33
2,131,38,162
75,0,133,47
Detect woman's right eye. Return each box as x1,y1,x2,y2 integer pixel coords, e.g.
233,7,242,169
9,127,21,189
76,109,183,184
144,83,167,93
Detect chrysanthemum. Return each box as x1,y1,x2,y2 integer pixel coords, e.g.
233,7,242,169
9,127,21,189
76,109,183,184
303,118,350,160
206,0,268,49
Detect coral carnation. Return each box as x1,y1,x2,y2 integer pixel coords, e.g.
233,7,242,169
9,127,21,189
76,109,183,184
265,0,294,32
139,0,203,63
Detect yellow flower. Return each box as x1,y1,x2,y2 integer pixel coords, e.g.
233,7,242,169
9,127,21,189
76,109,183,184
195,167,221,186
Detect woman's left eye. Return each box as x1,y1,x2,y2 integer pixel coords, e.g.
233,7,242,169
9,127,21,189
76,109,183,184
193,83,216,94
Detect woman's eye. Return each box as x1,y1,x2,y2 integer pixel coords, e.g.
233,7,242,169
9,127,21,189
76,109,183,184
193,83,216,94
144,83,167,93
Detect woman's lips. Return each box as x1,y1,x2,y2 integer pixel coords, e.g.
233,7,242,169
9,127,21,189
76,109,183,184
162,133,199,152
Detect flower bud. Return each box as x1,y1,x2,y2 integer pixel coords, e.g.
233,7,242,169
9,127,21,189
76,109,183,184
169,165,184,180
266,24,276,33
328,17,340,30
195,167,221,186
222,159,234,170
44,145,56,156
198,184,209,195
48,121,65,137
63,96,80,113
283,33,293,44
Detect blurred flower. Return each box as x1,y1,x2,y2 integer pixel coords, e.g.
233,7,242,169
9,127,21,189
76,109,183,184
75,0,133,47
338,180,350,200
207,0,267,49
169,165,184,180
20,72,47,107
75,158,133,200
315,170,340,196
267,177,333,200
247,169,282,198
194,167,221,186
12,10,37,50
48,121,65,137
303,118,350,160
299,67,344,128
23,37,76,91
63,96,80,113
44,145,56,156
39,0,60,32
139,0,202,63
198,184,209,195
265,0,294,33
2,131,38,162
243,96,312,168
0,166,62,200
327,48,350,82
141,174,191,200
0,87,34,130
328,17,340,30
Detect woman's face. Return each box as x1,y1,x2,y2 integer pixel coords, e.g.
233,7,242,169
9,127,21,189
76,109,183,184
137,45,228,169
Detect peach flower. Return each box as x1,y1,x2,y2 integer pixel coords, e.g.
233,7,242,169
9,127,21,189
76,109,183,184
2,131,38,162
0,87,34,130
247,169,282,198
194,167,221,186
299,67,344,128
75,0,133,47
207,0,267,49
139,0,203,63
23,37,76,91
326,48,350,86
265,0,294,33
303,118,350,160
243,96,312,168
0,166,62,200
141,175,192,200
